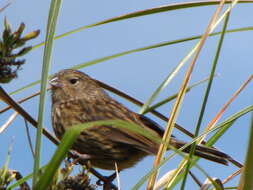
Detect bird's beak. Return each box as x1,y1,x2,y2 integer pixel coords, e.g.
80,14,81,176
49,77,62,88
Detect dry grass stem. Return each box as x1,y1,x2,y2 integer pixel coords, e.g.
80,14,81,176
0,111,18,134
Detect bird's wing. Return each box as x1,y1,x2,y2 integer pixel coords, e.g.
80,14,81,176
84,98,163,154
106,126,159,154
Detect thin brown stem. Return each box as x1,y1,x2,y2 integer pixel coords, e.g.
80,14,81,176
223,168,242,184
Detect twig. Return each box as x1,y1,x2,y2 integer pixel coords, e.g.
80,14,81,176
0,86,58,145
0,89,44,114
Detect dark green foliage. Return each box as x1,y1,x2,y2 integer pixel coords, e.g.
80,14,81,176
0,19,40,83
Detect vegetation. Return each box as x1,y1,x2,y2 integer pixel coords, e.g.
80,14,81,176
0,1,252,189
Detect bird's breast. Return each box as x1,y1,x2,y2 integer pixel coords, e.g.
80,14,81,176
51,100,88,139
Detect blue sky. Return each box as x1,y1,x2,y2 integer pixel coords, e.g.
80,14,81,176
0,0,252,189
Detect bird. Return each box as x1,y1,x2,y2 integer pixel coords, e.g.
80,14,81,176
50,69,229,171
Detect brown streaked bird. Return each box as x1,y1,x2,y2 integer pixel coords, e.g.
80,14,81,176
50,69,229,171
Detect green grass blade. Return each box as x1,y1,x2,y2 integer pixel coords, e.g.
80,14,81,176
32,0,253,49
142,76,212,114
138,62,186,115
6,166,47,190
224,187,237,189
238,115,253,189
72,26,253,71
7,173,33,190
35,128,79,190
8,26,253,97
181,12,231,189
32,0,62,188
206,120,235,147
9,80,41,96
35,120,161,190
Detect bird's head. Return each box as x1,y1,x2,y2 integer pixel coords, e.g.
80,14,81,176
50,69,107,103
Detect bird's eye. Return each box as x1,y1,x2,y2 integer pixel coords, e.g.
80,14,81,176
69,78,79,85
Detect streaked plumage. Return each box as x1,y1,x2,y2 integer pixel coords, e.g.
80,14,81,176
50,69,229,170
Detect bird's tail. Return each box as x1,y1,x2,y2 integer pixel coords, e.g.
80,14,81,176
170,138,229,165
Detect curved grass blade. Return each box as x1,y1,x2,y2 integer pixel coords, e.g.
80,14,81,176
35,120,161,190
72,26,253,70
238,116,253,189
8,26,253,97
32,0,253,49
